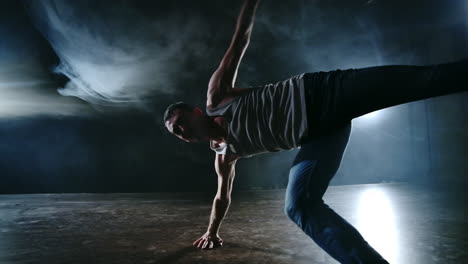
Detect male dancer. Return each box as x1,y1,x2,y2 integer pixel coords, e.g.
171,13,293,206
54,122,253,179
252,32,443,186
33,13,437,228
163,0,468,263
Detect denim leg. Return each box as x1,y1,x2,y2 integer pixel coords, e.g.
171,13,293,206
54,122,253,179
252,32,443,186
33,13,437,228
337,59,468,121
304,59,468,132
284,122,389,264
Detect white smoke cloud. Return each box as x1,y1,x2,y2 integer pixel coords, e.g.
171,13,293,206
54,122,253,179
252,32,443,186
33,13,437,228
0,65,92,117
23,0,207,107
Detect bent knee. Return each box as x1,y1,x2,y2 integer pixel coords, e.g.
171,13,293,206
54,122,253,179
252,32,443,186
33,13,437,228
284,201,296,219
284,198,325,223
284,189,306,221
284,202,301,224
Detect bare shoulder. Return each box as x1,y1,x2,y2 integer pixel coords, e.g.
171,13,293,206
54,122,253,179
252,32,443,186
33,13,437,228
206,87,252,109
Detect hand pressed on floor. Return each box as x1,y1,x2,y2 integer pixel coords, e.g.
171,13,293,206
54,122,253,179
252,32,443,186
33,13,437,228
193,232,224,249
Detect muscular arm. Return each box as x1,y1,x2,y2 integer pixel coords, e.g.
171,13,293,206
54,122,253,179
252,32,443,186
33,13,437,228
207,0,260,106
193,153,239,249
206,153,237,234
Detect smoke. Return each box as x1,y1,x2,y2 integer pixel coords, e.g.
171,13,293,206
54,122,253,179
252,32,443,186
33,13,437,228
0,76,92,117
252,0,465,75
23,0,209,107
20,0,422,109
9,0,465,116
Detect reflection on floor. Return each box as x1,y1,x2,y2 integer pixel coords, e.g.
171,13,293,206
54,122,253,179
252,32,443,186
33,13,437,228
1,183,467,264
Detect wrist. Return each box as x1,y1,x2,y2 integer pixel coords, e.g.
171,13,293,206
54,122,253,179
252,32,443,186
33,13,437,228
207,227,219,235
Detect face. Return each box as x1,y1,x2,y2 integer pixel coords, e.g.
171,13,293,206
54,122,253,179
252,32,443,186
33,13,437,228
165,107,207,143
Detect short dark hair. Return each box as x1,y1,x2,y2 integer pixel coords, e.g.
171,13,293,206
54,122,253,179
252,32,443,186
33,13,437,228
163,102,193,124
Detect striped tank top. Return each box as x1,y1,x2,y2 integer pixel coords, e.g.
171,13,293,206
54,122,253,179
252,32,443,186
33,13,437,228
206,73,309,158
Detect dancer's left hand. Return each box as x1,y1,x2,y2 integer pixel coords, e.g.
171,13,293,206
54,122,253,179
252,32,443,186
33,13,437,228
193,232,224,249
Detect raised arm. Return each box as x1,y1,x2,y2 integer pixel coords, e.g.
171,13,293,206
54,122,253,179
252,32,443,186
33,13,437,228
207,0,260,107
193,153,239,249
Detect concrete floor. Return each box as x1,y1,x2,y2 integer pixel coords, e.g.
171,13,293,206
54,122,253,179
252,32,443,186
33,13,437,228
1,183,467,264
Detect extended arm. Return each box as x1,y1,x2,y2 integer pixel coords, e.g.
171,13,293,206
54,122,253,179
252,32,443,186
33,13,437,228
207,0,260,106
193,153,239,249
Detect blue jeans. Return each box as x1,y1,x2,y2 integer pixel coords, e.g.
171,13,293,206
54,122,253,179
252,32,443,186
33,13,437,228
284,59,468,263
285,122,389,263
302,59,468,135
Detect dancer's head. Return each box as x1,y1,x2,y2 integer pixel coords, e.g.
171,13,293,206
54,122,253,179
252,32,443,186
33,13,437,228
163,102,209,143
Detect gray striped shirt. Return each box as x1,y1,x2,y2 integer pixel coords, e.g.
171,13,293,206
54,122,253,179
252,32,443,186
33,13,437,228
206,73,309,158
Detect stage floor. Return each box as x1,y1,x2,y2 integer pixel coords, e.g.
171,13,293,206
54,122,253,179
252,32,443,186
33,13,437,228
1,183,467,264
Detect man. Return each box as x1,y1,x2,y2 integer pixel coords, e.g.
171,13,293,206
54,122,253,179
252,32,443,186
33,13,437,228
163,0,468,263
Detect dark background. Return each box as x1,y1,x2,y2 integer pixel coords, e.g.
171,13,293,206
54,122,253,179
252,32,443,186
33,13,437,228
0,0,467,194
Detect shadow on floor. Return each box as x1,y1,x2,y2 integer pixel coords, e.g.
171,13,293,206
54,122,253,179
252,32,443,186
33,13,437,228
155,242,312,264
